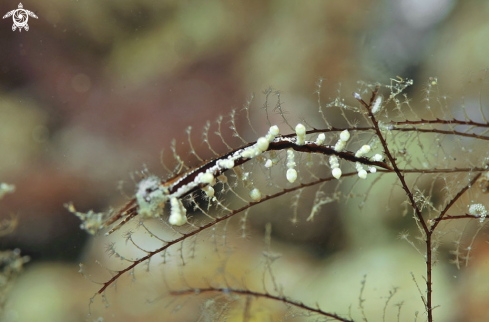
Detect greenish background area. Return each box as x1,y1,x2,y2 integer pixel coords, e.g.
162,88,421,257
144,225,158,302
0,0,488,321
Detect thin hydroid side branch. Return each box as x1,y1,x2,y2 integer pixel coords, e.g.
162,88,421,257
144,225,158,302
392,118,489,128
304,124,489,142
171,287,355,322
377,167,488,174
431,214,482,222
391,127,489,141
353,86,428,234
429,173,483,233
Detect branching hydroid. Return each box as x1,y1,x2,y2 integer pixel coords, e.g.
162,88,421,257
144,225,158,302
70,74,489,321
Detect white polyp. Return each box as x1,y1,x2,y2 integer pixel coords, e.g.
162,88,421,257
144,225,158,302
356,161,367,179
200,172,216,185
257,137,269,152
249,188,262,202
339,130,350,142
266,125,280,142
334,140,345,152
353,92,362,100
169,197,187,226
286,168,297,183
265,159,273,168
355,145,371,157
358,169,367,179
269,125,280,136
329,155,341,180
295,123,306,136
241,149,254,158
361,145,371,154
368,166,377,173
371,96,383,114
332,168,342,179
295,123,306,145
315,133,325,145
219,159,235,169
370,154,383,162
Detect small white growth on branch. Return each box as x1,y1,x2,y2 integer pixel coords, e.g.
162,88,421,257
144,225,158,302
315,133,325,145
371,95,383,114
368,154,383,173
286,149,297,183
199,172,216,186
169,197,187,226
468,203,488,223
356,162,367,179
249,188,262,202
370,154,383,162
266,125,280,142
334,130,350,152
329,155,341,179
256,137,269,152
355,145,371,158
295,123,306,145
332,168,342,179
286,169,297,183
334,141,345,152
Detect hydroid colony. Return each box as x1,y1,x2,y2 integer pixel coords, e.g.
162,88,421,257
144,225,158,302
70,74,489,321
